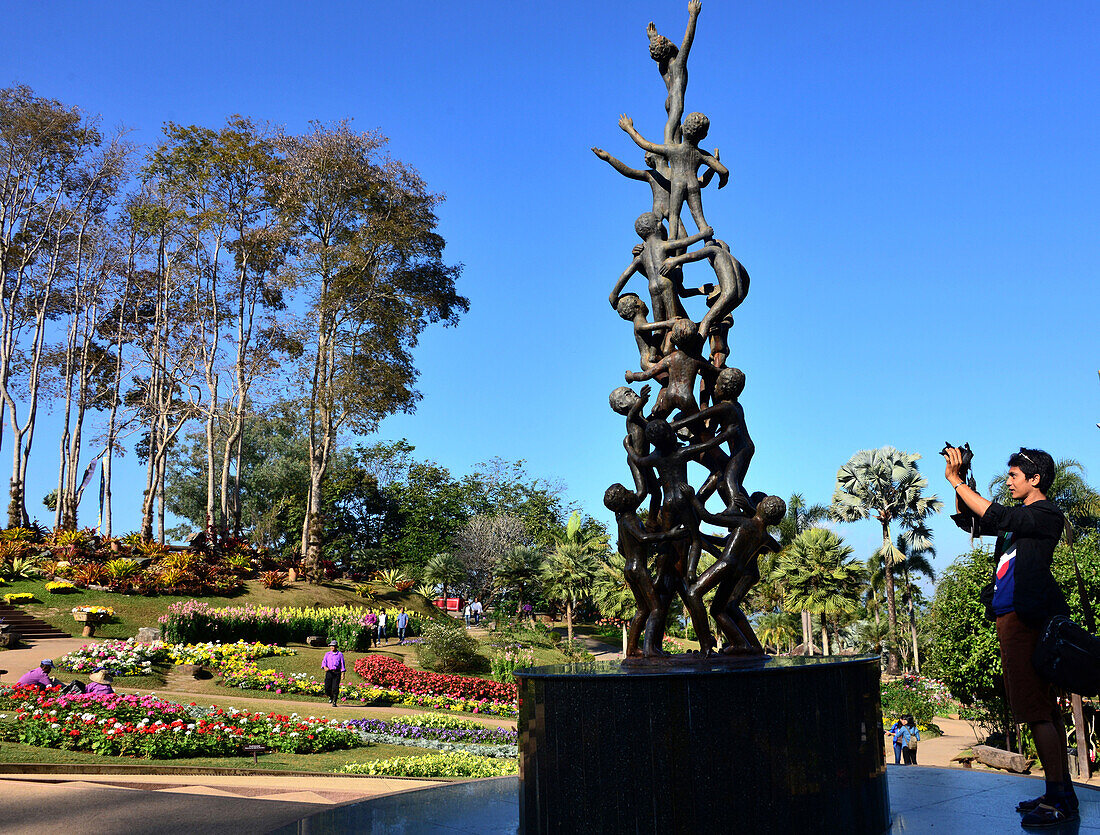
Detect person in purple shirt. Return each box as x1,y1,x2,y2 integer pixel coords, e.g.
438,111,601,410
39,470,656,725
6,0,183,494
16,659,56,689
85,668,115,696
321,641,346,707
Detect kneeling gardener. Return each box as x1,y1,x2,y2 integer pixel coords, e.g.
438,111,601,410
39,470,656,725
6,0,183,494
945,445,1078,827
321,640,346,708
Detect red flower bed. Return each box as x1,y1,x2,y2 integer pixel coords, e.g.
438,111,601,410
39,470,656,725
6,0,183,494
354,655,517,703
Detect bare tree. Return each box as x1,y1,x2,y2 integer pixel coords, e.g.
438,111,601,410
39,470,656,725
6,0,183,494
452,513,527,596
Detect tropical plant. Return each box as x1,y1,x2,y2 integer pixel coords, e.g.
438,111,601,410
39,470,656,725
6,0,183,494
830,447,942,673
422,553,466,603
542,541,601,645
754,610,800,654
354,583,375,600
260,571,287,589
771,528,865,655
870,532,937,673
415,619,485,674
105,558,141,580
494,545,546,614
412,583,436,600
5,556,43,580
591,552,635,655
767,493,829,652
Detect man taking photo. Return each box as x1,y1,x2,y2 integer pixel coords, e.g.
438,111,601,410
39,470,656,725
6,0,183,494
945,445,1077,827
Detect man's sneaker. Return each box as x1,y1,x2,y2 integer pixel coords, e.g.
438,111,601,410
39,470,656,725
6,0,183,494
1020,799,1079,828
1017,793,1079,814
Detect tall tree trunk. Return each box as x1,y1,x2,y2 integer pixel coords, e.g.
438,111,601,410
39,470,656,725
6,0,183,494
821,615,830,656
566,600,574,645
801,610,815,655
881,521,901,675
904,565,921,674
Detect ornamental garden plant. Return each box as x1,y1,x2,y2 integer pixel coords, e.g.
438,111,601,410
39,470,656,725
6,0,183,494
0,685,361,759
355,655,517,703
160,600,424,649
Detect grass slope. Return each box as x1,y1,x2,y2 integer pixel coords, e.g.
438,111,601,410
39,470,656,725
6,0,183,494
1,578,444,640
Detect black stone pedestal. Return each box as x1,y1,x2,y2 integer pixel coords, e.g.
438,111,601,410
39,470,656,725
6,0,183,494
515,655,888,835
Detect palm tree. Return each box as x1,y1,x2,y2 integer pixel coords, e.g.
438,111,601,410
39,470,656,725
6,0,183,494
772,528,866,655
542,541,601,645
755,610,800,654
549,510,609,555
870,531,937,673
591,553,635,655
772,493,828,653
989,457,1100,531
830,447,942,674
422,552,466,604
494,545,546,615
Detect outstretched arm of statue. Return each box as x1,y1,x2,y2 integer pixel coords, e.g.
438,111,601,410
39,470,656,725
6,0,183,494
619,115,664,154
681,0,702,57
634,317,677,333
592,147,646,180
699,148,719,186
659,246,711,275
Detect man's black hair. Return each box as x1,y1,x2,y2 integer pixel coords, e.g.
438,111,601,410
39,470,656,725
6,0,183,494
1008,447,1056,494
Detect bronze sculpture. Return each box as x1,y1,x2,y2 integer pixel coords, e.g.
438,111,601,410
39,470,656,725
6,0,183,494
598,1,782,658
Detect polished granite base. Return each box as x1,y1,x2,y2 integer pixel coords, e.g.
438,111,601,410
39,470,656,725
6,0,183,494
270,768,1100,834
515,656,887,834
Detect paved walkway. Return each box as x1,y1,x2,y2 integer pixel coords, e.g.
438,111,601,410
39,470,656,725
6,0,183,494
0,773,441,835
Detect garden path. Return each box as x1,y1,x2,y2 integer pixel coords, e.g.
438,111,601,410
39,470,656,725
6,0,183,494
0,637,89,681
0,773,440,835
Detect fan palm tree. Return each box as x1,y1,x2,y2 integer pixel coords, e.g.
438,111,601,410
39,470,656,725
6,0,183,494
494,545,546,615
870,530,936,673
422,552,466,604
772,528,866,655
542,541,601,645
830,447,942,674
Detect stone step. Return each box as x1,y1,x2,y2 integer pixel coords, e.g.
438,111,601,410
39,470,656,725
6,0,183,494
0,604,71,639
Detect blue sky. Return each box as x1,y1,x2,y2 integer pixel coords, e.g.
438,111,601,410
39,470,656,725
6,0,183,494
2,1,1098,576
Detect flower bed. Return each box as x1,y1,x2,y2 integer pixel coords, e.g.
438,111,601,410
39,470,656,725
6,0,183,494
45,581,77,594
72,606,114,616
354,656,517,703
59,639,293,677
167,640,296,668
344,713,517,758
3,593,35,604
61,639,168,676
218,661,518,717
338,751,518,778
159,601,424,649
0,685,361,759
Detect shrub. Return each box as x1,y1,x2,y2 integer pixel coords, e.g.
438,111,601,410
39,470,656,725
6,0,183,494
105,558,140,580
353,583,374,600
6,557,42,580
416,619,486,674
880,676,956,724
490,645,535,683
45,581,77,594
260,571,287,589
3,592,35,604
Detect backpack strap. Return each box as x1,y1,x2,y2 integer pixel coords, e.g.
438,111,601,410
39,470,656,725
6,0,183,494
1065,519,1095,633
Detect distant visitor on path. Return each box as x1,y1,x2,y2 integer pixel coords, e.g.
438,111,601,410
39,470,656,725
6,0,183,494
902,715,919,765
887,718,910,765
945,445,1078,828
396,609,409,641
464,602,471,627
377,611,388,645
322,640,346,707
16,659,56,690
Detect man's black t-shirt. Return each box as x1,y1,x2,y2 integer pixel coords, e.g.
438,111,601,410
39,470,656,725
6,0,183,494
953,498,1069,628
